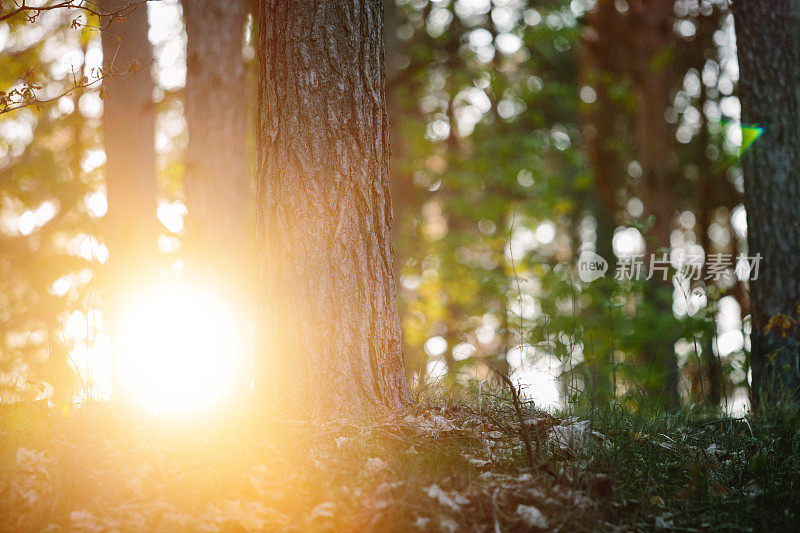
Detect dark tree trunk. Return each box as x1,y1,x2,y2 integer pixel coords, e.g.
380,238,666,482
631,0,680,406
255,0,409,414
631,1,678,258
580,0,628,266
100,0,159,398
695,71,723,407
579,0,631,404
697,167,723,406
181,0,252,293
582,0,680,405
731,1,800,404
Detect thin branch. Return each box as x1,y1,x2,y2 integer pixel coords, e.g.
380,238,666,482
0,0,147,24
0,69,106,114
487,363,538,468
0,1,151,115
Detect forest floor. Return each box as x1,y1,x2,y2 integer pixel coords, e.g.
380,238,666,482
1,395,799,532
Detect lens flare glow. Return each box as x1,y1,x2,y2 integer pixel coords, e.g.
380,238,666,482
116,281,245,415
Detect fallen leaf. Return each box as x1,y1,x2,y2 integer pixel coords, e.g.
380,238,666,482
424,484,468,511
309,501,335,520
365,457,388,473
516,504,548,529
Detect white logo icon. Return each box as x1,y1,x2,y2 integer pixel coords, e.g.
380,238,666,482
577,251,608,282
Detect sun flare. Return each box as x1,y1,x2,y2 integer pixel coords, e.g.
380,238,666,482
115,281,246,415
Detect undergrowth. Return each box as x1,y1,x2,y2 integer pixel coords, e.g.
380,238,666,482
1,392,799,531
582,401,800,531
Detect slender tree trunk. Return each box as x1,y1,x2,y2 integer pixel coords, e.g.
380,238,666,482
731,1,800,404
255,0,409,415
631,1,678,257
631,0,680,405
385,0,408,232
697,176,722,405
695,79,723,407
580,0,627,267
181,0,254,393
181,0,252,291
579,0,630,404
582,0,680,404
100,0,159,399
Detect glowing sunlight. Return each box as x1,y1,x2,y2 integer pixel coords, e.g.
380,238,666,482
115,281,245,415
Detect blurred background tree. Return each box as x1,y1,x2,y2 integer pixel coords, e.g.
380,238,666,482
100,0,160,399
181,0,252,315
0,0,186,405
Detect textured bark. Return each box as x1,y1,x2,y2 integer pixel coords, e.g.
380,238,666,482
255,0,409,414
100,0,159,397
731,1,800,403
181,0,252,298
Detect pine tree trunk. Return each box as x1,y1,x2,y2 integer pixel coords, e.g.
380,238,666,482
731,1,800,404
631,0,680,405
255,0,409,415
695,72,723,407
181,0,252,298
580,0,627,267
631,0,678,257
580,0,631,404
100,0,159,399
582,0,680,405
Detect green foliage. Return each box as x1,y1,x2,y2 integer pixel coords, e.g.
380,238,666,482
392,0,586,388
391,0,750,412
582,402,800,529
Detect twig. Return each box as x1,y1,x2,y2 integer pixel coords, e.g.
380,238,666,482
0,1,150,115
0,0,147,24
1,71,104,114
488,363,537,468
